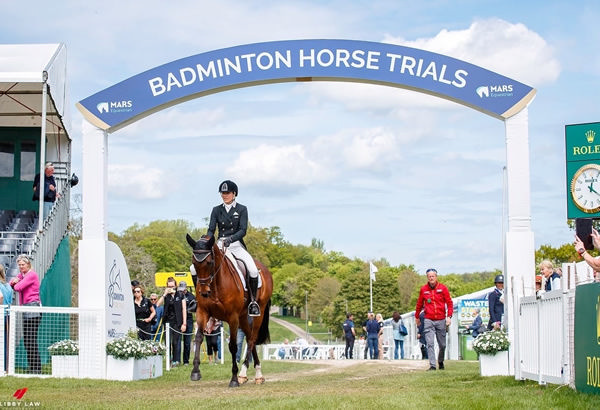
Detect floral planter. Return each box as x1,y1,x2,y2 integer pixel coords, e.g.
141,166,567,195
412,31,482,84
479,350,509,376
106,355,163,381
51,355,79,378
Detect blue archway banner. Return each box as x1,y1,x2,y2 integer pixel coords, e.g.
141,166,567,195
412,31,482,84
77,39,536,132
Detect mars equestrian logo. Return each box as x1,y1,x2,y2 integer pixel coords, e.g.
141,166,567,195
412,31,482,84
96,100,133,114
476,84,514,98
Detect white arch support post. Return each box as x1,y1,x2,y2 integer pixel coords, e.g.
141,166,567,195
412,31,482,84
504,107,535,379
78,120,136,379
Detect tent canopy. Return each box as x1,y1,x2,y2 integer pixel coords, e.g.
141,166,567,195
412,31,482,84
0,43,70,136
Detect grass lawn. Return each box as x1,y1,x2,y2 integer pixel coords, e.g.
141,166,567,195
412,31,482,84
1,360,599,409
272,313,335,342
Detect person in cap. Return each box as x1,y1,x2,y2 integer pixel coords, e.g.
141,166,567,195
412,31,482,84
487,274,504,330
204,180,261,316
415,268,453,371
535,275,543,295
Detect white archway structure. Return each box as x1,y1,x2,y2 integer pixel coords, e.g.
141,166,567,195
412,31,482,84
76,40,536,379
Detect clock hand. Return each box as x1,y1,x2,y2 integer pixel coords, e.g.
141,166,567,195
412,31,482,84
590,181,600,195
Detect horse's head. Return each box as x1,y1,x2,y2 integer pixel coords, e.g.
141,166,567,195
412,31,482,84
186,233,217,297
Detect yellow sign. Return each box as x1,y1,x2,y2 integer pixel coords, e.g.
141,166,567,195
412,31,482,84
154,271,194,289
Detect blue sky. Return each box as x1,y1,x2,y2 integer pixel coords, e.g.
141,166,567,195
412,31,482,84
2,1,599,273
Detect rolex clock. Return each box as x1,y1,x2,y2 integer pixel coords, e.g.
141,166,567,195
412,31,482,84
571,163,600,213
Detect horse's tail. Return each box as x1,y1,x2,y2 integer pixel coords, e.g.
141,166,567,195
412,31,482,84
256,298,271,345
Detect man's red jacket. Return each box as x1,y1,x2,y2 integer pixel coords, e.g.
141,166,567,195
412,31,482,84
415,282,453,321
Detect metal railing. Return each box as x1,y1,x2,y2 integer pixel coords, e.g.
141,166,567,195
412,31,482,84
30,175,70,283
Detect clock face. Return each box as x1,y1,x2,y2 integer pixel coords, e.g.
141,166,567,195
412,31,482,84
571,164,600,213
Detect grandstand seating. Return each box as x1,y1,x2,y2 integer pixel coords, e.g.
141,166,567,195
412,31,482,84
0,209,39,280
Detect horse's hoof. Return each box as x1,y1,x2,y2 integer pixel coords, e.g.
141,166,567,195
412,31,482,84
190,372,202,381
229,380,240,388
238,376,248,384
255,377,265,385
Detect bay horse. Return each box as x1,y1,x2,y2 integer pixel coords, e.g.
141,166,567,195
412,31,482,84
186,233,272,387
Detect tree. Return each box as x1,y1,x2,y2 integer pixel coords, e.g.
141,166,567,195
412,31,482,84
536,243,583,265
308,276,341,323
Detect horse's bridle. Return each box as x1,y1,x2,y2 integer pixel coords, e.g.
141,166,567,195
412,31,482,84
192,247,224,288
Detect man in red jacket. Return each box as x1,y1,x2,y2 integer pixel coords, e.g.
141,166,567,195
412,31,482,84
415,268,453,371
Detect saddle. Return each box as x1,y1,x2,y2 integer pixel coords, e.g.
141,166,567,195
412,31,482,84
224,252,262,291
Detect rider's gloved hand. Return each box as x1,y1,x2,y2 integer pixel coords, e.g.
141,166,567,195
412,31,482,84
222,237,232,247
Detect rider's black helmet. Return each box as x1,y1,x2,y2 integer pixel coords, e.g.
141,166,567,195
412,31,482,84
494,274,504,284
218,180,238,196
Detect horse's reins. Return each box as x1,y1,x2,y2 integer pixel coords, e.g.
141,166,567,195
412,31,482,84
192,244,242,293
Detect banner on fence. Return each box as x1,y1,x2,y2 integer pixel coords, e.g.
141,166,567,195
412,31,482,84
574,282,600,394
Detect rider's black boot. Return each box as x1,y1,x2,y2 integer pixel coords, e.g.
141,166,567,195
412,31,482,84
248,277,260,317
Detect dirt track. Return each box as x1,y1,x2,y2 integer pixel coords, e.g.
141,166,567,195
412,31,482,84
269,316,318,343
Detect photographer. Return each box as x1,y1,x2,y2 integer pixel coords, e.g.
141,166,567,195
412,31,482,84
156,277,187,366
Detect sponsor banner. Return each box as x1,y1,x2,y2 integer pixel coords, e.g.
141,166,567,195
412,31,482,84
77,39,535,132
106,241,136,340
574,282,600,394
458,298,489,327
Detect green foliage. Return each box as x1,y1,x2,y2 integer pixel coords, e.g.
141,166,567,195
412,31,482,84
441,270,499,297
536,243,584,265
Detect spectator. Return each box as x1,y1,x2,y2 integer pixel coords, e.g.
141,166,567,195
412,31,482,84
376,313,385,359
0,265,13,372
278,338,290,360
365,312,380,359
342,313,356,359
204,318,221,364
417,310,428,360
385,311,405,360
465,308,485,338
415,268,453,371
130,280,140,293
535,275,543,295
156,276,186,366
539,260,560,291
236,327,247,363
133,284,155,340
181,282,195,365
362,315,370,359
150,293,164,341
487,275,504,330
296,336,310,359
32,162,60,219
10,254,42,374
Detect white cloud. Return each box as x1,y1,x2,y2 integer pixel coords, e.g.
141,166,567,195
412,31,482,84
108,164,169,199
228,144,328,187
313,127,403,170
228,126,407,189
384,18,561,86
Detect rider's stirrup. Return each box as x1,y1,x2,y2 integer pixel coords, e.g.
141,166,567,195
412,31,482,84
248,301,260,317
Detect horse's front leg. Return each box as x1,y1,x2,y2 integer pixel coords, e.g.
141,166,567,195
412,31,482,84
228,325,240,388
190,325,204,381
248,342,264,384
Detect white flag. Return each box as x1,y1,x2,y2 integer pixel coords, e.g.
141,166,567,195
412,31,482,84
369,262,378,282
